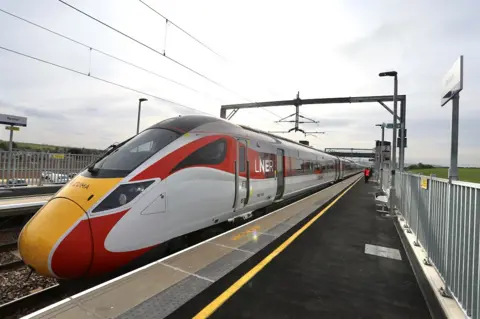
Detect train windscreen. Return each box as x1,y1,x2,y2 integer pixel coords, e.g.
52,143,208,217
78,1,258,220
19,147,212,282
86,128,181,178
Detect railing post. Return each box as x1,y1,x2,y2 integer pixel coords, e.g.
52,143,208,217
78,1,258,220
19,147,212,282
441,180,453,298
414,176,421,245
38,152,44,186
424,174,433,266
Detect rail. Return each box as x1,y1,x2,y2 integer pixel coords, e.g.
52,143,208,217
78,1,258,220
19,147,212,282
383,170,479,319
0,151,99,187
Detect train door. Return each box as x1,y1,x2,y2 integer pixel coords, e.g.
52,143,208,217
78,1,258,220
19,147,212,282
275,149,285,200
335,159,340,180
233,138,250,211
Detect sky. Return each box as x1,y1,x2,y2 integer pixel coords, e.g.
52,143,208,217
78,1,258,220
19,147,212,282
0,0,479,166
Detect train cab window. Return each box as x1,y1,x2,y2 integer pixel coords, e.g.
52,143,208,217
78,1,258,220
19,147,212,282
131,141,154,153
172,138,227,172
87,128,181,177
239,145,246,172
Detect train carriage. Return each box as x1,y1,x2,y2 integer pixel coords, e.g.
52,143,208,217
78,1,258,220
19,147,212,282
18,115,364,279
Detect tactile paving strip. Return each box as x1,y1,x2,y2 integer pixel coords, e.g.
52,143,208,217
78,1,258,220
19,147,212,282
196,249,252,281
116,275,212,319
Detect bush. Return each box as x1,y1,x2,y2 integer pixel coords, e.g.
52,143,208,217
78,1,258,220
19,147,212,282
408,162,435,170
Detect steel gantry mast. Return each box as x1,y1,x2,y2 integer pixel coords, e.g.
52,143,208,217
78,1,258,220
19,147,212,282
266,92,326,136
220,92,407,171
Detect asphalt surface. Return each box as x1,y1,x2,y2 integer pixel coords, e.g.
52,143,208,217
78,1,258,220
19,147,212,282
168,180,432,318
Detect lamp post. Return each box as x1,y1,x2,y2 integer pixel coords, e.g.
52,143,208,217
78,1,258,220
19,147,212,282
379,71,398,213
375,123,386,190
137,98,148,134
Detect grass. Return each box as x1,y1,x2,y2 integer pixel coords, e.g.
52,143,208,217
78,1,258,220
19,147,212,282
15,141,60,151
408,167,480,184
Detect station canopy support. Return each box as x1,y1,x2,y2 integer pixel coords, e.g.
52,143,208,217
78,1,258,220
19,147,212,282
220,93,407,170
324,148,375,159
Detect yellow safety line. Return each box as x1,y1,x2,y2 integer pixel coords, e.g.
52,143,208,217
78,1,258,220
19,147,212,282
193,176,362,318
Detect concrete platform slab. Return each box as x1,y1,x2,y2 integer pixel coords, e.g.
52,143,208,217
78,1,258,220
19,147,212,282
163,242,232,274
0,195,51,206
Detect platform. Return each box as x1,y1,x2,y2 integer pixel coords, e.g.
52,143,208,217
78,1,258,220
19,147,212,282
0,195,50,217
0,185,62,198
169,180,437,318
22,175,360,319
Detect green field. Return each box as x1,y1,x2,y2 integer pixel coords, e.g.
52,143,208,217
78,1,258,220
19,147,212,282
408,168,480,183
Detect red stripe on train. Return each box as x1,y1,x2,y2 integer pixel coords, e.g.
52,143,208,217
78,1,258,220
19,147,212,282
51,210,156,278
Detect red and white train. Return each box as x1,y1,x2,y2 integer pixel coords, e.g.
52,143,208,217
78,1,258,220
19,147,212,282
19,115,363,279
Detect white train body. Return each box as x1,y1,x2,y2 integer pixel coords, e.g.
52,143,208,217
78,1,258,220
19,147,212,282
19,115,364,279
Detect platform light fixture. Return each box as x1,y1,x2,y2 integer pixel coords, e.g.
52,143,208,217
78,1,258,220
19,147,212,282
137,98,148,134
379,71,398,77
375,123,386,189
379,70,398,215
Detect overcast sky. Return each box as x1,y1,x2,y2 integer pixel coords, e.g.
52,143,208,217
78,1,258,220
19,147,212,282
0,0,479,166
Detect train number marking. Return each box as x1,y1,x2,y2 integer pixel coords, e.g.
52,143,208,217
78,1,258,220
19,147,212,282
231,225,261,241
71,181,90,190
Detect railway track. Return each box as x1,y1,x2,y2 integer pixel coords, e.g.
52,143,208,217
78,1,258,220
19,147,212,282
0,242,17,253
0,260,24,272
0,242,24,272
0,247,23,271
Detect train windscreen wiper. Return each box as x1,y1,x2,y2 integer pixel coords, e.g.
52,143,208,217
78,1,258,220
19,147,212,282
87,144,118,173
86,138,131,173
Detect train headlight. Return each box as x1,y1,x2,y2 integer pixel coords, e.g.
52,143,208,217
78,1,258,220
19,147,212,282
92,180,154,213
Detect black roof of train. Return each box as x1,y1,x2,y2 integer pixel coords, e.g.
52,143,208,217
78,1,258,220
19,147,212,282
148,115,361,165
149,115,222,133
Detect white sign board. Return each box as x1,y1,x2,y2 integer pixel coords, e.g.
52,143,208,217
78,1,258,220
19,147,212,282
0,113,27,127
441,56,463,106
386,123,401,129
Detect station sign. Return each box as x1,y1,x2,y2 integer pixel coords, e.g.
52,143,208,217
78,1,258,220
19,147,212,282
51,154,65,159
441,55,463,106
0,113,27,127
420,177,428,190
385,123,401,129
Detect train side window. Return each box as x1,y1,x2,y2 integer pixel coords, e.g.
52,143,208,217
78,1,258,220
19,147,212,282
172,138,227,172
239,145,245,172
295,159,304,175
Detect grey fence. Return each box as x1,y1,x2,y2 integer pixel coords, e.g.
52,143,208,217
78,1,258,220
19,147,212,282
0,151,100,187
390,171,479,318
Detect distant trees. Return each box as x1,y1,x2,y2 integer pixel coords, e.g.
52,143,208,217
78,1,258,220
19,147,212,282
0,141,17,151
408,162,435,170
0,140,101,154
67,148,83,154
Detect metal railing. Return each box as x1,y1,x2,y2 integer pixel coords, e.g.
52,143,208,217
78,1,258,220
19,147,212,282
0,151,99,187
388,171,479,318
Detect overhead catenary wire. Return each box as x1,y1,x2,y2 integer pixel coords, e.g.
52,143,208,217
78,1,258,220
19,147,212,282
0,8,228,105
0,7,290,134
1,4,312,140
137,0,226,61
57,0,256,105
0,45,210,116
56,0,303,135
135,1,286,113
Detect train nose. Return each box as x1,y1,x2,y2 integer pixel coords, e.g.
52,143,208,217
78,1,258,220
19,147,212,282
19,197,93,279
